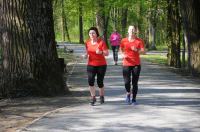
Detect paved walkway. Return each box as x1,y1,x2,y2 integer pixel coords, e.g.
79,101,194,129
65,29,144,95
19,44,200,132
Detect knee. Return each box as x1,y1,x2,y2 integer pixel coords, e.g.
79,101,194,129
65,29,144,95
97,81,104,88
88,80,94,86
132,83,138,88
124,79,130,85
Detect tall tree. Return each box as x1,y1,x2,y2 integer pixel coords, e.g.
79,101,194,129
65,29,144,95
79,1,84,44
96,0,105,39
0,0,65,97
121,7,128,37
167,0,181,68
61,0,66,41
148,0,159,50
180,0,200,75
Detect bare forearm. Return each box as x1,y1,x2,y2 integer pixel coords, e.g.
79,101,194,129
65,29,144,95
103,50,109,56
138,48,146,55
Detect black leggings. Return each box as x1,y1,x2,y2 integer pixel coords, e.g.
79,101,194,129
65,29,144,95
111,46,119,62
122,65,141,100
87,65,107,88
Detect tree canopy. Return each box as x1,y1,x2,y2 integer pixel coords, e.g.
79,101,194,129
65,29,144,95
0,0,200,98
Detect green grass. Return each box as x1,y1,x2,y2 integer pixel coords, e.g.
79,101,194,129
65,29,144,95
141,54,168,65
57,48,76,64
155,45,168,51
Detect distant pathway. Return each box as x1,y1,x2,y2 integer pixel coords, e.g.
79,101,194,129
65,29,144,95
19,43,200,132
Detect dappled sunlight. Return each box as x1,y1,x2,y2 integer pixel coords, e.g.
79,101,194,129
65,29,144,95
19,44,200,132
23,99,200,132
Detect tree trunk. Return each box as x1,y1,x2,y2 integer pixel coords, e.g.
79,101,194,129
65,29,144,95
148,0,158,50
174,0,181,68
64,14,71,42
182,31,186,68
0,0,65,97
79,2,84,44
180,0,200,75
0,0,31,97
167,0,181,68
61,0,65,41
110,7,125,37
104,11,110,45
26,0,65,95
121,8,128,37
96,0,105,39
96,0,110,46
149,23,156,50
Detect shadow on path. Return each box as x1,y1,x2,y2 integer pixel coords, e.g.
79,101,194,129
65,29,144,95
19,43,200,132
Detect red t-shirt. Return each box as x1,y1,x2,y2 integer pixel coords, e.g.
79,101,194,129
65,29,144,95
120,37,144,66
85,38,108,66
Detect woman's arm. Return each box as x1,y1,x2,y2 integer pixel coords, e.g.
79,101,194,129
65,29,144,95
138,48,146,54
102,50,109,56
82,42,89,59
131,46,146,54
120,47,127,58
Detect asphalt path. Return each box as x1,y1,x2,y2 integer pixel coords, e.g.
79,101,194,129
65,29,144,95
19,43,200,132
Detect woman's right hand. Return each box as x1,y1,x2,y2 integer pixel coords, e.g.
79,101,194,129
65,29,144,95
96,45,103,54
122,53,128,59
131,46,138,52
96,48,103,54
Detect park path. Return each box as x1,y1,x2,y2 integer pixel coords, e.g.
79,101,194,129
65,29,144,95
19,43,200,132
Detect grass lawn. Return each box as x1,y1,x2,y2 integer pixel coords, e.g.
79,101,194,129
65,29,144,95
141,54,168,65
57,48,76,64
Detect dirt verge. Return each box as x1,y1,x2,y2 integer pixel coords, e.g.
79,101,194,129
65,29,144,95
0,89,89,132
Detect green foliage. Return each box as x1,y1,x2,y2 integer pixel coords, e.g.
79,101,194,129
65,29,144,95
142,51,188,68
53,0,170,52
57,48,75,63
155,45,168,51
141,54,168,65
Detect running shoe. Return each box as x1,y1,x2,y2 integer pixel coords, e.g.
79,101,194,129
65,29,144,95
132,99,137,105
90,96,96,106
100,96,105,104
125,95,131,105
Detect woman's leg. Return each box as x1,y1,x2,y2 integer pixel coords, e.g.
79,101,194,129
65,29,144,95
131,65,141,102
123,66,131,93
97,65,107,103
87,65,97,105
123,66,132,104
115,46,119,64
112,46,117,65
89,86,96,97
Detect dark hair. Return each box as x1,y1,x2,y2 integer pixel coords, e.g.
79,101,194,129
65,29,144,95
88,27,99,37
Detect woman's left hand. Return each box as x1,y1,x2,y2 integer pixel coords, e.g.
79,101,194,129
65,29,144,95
96,48,103,54
131,46,138,52
96,45,103,54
